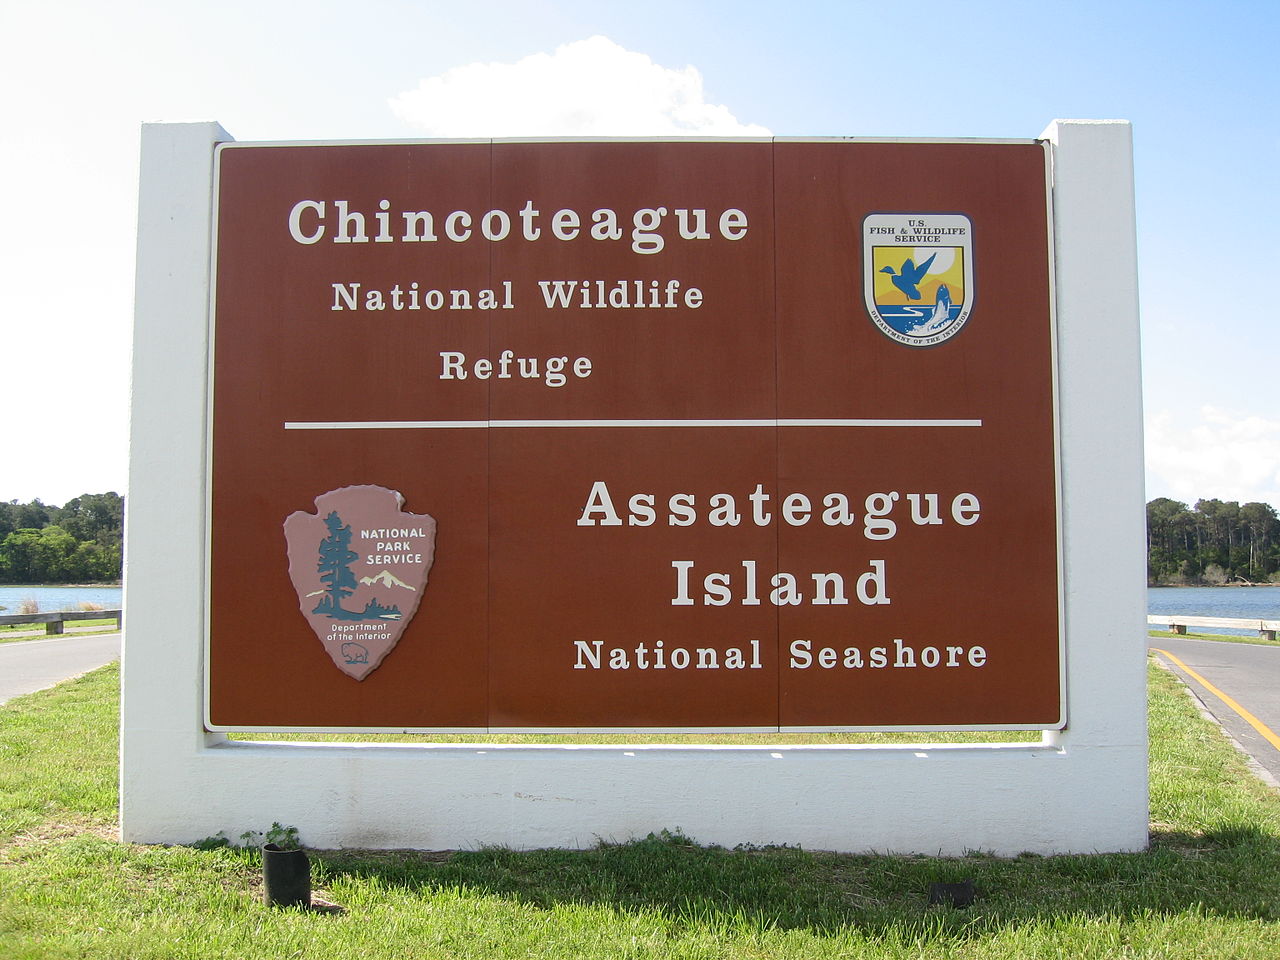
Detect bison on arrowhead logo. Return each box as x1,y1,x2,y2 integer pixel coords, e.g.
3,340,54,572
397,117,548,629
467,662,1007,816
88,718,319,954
284,486,437,680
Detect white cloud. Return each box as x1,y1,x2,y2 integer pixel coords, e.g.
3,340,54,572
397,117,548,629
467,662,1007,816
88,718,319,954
390,36,770,138
1146,406,1280,507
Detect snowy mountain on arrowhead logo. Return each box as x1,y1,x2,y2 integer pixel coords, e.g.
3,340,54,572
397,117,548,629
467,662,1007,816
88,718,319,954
359,569,416,591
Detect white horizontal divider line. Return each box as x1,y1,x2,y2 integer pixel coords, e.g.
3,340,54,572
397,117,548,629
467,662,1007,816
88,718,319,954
284,418,983,430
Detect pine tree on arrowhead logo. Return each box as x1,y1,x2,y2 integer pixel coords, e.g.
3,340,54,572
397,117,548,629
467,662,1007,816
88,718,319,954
310,511,405,622
284,485,437,680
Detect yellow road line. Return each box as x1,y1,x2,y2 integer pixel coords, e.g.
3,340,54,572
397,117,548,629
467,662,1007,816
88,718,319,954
1152,647,1280,753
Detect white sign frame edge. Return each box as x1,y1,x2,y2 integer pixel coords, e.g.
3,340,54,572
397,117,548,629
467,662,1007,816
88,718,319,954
120,119,1147,854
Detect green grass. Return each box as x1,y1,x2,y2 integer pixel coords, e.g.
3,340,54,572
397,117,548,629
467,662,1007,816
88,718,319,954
0,619,120,645
4,660,1280,958
1149,628,1280,647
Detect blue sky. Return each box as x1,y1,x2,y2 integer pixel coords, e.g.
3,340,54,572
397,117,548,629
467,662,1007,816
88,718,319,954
2,0,1276,507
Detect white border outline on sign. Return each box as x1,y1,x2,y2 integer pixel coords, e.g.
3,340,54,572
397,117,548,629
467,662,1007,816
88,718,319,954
201,135,1064,736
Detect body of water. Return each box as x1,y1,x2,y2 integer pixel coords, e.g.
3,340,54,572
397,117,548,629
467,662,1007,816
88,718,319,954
1148,585,1280,635
1,584,1273,629
0,585,122,614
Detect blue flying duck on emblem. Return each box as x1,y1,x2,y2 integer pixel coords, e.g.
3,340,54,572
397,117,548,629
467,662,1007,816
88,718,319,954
879,252,937,301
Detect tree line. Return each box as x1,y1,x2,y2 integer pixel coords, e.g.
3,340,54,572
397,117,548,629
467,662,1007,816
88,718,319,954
2,490,1275,587
0,493,123,584
1148,497,1280,585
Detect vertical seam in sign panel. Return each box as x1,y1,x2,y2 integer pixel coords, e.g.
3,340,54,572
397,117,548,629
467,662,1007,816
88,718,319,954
485,139,495,732
769,139,782,734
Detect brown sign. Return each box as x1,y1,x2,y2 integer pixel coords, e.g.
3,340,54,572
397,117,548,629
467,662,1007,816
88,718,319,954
207,139,1061,731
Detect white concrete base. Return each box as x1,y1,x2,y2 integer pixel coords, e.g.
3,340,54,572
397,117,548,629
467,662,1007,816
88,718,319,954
130,738,1145,854
121,120,1147,854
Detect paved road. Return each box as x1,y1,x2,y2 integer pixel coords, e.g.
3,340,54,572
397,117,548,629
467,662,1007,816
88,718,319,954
1150,635,1280,784
0,632,121,705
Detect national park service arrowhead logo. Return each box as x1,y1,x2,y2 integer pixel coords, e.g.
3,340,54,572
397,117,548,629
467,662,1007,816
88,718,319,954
283,485,436,680
863,213,974,347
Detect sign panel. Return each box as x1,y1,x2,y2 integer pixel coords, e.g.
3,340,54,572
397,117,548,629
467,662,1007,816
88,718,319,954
207,139,1060,731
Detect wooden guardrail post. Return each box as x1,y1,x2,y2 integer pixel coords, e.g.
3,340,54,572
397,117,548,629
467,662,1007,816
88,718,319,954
1149,615,1280,642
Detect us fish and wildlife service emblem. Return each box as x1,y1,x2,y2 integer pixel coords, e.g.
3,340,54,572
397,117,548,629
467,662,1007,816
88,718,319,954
863,213,974,347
